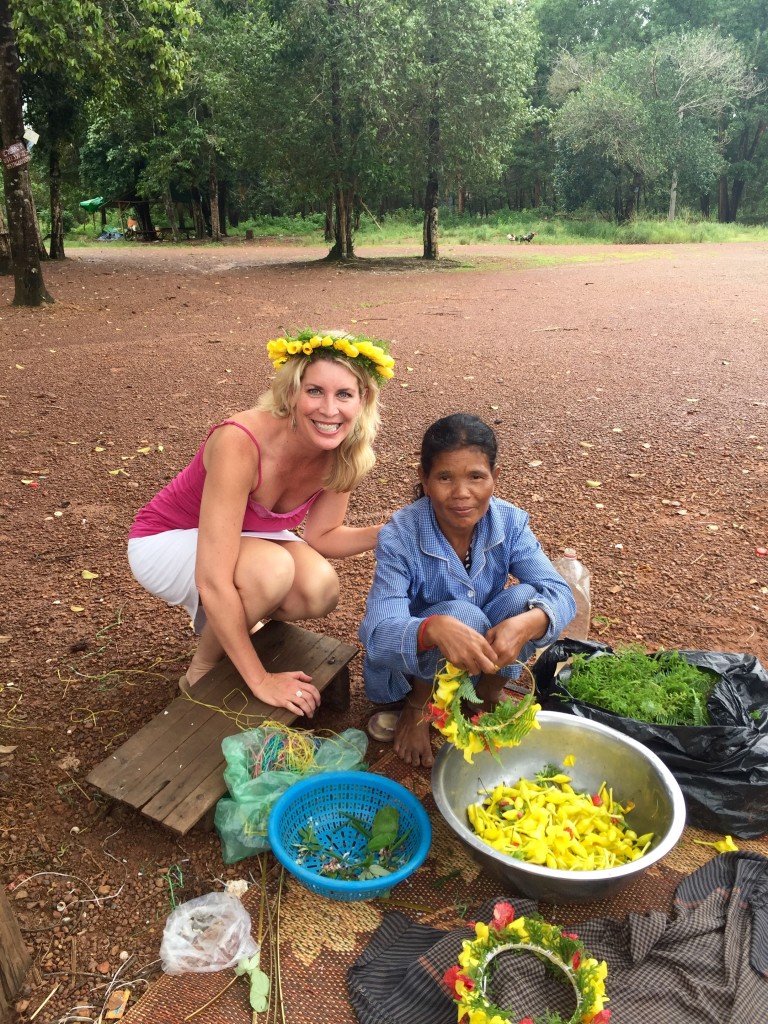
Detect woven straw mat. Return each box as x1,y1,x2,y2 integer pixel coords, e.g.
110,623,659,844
124,748,768,1024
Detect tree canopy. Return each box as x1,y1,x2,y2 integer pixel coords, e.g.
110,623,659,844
3,0,768,303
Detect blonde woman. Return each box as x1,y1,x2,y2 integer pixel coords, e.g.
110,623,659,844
128,330,394,717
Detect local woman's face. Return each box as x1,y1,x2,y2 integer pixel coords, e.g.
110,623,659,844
419,446,499,535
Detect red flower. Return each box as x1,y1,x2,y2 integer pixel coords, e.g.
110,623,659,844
470,712,483,724
518,1018,535,1024
591,793,603,806
442,965,473,995
428,703,449,729
563,931,579,940
591,1010,611,1023
491,901,516,930
571,950,581,969
443,965,461,993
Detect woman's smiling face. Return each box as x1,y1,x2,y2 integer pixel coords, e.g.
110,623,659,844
419,446,499,536
293,358,364,448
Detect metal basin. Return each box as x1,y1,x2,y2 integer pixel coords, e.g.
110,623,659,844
432,710,686,903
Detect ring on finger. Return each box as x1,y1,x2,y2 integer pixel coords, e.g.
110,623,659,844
295,690,303,698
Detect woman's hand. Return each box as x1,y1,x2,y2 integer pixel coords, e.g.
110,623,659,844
422,616,498,676
486,608,549,668
251,670,320,717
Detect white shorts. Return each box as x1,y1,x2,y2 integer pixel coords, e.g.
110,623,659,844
127,528,304,632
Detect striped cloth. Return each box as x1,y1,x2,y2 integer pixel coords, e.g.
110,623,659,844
348,852,768,1024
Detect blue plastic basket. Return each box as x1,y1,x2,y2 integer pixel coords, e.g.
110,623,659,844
267,770,432,901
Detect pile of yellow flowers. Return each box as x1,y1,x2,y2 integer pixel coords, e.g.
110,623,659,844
266,330,395,383
468,772,654,871
443,900,611,1024
427,661,541,765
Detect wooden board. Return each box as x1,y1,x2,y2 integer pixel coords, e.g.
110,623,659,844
86,621,357,835
0,887,30,1015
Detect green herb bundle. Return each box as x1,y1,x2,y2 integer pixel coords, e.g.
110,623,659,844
564,645,717,726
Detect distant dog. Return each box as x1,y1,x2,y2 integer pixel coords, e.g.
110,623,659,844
506,231,537,243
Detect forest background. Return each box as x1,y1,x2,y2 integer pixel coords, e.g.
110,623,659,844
1,0,768,307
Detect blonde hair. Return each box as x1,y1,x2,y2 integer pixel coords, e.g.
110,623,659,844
257,354,381,492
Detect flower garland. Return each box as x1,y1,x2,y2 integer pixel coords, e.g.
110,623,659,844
266,329,395,384
443,902,611,1024
427,661,541,764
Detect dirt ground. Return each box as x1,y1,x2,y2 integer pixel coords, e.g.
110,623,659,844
1,236,766,1023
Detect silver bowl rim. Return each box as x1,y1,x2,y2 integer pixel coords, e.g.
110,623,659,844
432,709,687,882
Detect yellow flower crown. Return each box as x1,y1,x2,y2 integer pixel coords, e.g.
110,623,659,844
428,661,541,765
444,902,611,1024
266,329,395,384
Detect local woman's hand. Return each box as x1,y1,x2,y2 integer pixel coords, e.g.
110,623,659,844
424,616,498,676
252,670,320,717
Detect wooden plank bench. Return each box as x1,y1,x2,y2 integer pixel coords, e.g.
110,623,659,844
86,621,357,835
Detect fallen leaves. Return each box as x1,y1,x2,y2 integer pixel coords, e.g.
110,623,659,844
585,480,602,488
81,570,99,580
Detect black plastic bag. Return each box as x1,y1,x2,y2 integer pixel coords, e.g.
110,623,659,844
533,639,768,839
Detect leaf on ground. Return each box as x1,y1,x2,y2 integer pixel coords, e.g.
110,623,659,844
70,605,85,613
81,570,99,580
528,460,543,468
136,446,152,454
0,745,17,754
628,472,645,479
108,469,127,476
0,636,12,643
586,480,602,488
579,441,593,449
611,427,623,433
94,446,106,452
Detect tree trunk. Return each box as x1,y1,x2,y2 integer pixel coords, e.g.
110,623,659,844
328,185,354,259
422,108,440,260
667,167,678,221
209,153,221,242
717,174,731,222
217,180,227,236
191,188,206,238
134,200,155,239
163,188,179,242
0,0,52,304
49,144,66,259
324,197,334,242
0,203,11,274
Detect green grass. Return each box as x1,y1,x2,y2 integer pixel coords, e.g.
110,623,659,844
64,207,768,248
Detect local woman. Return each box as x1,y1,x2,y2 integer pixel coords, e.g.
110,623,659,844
360,413,575,766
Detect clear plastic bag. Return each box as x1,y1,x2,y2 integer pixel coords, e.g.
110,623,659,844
160,892,258,975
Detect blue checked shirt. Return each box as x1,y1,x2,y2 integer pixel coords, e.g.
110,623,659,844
359,496,576,697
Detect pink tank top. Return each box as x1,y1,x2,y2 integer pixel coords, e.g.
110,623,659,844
128,421,322,539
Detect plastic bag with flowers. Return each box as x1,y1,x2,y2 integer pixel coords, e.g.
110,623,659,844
427,661,541,765
443,900,611,1024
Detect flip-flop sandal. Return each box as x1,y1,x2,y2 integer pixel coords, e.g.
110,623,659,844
366,710,399,743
